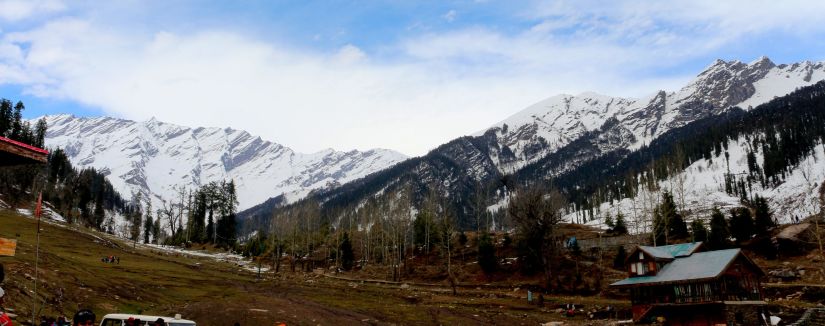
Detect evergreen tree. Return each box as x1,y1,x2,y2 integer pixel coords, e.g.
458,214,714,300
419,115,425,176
33,118,47,148
613,213,628,235
413,209,439,253
690,219,708,243
206,212,215,244
753,196,775,235
143,207,153,244
10,101,23,140
339,232,354,271
477,232,497,276
729,207,754,244
130,207,142,245
152,216,161,244
192,191,207,242
216,213,237,248
653,191,687,244
0,99,11,136
604,213,615,230
707,207,730,249
613,245,627,269
93,191,105,229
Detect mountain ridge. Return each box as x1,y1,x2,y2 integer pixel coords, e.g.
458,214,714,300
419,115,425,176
41,114,408,211
243,57,825,231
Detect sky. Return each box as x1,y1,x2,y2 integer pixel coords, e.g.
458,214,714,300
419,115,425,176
1,1,825,156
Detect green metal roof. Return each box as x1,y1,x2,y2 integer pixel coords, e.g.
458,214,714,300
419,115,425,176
611,248,741,287
638,242,703,260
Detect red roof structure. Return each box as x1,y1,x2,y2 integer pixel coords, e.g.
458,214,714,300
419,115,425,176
0,136,48,166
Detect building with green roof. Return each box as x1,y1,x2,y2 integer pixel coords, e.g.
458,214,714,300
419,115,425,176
611,242,768,325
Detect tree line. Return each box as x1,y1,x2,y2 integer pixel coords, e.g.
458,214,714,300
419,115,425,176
0,98,135,232
125,180,239,248
0,98,47,148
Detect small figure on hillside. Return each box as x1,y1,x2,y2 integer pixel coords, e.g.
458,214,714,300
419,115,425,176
152,318,166,326
0,287,12,326
72,309,95,326
565,303,575,317
116,256,120,264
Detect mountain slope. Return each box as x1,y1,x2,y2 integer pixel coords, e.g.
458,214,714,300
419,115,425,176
482,57,825,174
42,115,407,210
556,81,825,228
248,57,825,229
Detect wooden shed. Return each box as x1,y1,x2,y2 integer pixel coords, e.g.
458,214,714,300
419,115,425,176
611,242,768,325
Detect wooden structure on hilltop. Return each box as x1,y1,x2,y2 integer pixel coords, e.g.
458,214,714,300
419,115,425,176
611,242,768,326
0,136,48,166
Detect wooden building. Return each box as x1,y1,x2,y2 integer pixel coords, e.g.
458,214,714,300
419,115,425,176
0,136,48,166
611,242,768,325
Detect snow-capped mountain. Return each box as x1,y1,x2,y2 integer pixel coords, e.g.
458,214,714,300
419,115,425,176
266,57,825,231
41,115,407,210
480,57,825,173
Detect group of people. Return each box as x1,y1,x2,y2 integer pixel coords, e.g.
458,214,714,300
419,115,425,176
101,255,120,264
38,316,71,325
59,310,168,326
0,285,169,326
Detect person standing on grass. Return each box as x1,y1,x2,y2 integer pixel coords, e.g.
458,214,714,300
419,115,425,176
0,287,12,326
71,309,95,326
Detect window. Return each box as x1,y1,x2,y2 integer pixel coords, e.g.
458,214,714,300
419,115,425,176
639,252,644,260
631,263,637,273
636,262,644,275
102,320,123,326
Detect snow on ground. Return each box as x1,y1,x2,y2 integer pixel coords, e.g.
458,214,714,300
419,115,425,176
565,136,825,232
139,243,270,273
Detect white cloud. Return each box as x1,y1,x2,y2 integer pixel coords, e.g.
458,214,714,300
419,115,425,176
443,10,457,23
2,1,825,156
0,0,64,21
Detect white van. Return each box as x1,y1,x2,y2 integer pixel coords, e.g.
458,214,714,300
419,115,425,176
99,314,196,326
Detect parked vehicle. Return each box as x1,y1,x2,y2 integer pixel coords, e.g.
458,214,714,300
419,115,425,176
100,313,196,326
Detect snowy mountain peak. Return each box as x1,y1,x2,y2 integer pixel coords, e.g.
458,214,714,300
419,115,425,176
475,58,825,173
41,115,408,211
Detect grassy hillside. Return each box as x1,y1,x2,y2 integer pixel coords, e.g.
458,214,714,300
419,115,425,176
0,209,625,325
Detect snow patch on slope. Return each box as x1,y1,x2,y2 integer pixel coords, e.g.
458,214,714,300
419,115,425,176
567,137,825,231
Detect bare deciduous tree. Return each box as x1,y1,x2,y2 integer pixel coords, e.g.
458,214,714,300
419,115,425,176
508,184,567,290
